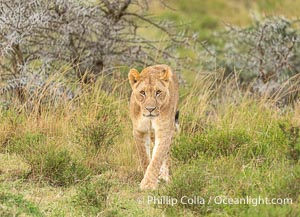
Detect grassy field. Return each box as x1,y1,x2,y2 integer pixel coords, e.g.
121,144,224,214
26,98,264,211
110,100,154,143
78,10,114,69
0,71,299,216
1,0,300,216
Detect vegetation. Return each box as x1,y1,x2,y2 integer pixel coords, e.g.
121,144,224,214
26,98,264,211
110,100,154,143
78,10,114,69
159,71,300,216
0,0,299,216
0,191,43,217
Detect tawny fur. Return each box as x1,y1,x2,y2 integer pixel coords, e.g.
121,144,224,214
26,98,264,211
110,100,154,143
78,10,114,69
128,64,179,190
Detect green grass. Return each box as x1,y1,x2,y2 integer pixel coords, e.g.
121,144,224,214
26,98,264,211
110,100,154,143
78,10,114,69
0,71,299,216
0,191,43,217
1,1,300,216
73,177,112,215
6,132,90,186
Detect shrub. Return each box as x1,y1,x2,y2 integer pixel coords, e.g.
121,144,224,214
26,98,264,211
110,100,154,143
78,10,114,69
75,94,121,152
202,16,300,105
76,119,120,153
41,150,90,186
74,96,122,173
279,122,300,162
172,121,292,165
0,0,192,105
172,129,251,163
207,17,300,83
163,157,298,216
8,132,46,153
74,177,112,215
8,132,90,186
162,158,238,215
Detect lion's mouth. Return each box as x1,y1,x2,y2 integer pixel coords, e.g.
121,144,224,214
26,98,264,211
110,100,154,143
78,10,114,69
143,114,159,118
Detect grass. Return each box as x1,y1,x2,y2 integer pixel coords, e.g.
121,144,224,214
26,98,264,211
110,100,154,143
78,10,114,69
1,1,300,216
73,177,112,215
0,190,43,217
0,70,299,216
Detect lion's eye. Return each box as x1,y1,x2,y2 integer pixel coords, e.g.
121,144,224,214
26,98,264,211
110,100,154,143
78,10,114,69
140,90,146,96
156,90,162,96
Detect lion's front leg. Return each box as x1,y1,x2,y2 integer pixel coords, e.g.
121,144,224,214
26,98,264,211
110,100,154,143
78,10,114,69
140,130,173,190
133,130,151,173
159,157,170,183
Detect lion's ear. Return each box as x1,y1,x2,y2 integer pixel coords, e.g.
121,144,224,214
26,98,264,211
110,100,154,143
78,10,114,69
160,67,172,82
128,68,140,88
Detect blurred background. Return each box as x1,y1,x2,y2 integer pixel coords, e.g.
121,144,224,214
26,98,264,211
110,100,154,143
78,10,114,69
1,0,300,108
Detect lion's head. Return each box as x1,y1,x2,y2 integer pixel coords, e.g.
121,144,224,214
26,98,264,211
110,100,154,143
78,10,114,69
128,65,173,118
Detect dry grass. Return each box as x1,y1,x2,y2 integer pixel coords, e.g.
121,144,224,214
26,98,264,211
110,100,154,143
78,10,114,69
0,69,299,216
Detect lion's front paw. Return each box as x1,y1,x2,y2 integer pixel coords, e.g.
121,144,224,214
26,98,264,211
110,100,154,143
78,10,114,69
140,178,158,190
158,173,170,183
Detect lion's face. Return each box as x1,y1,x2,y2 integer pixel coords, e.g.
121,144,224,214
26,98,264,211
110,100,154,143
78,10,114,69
128,65,171,118
134,79,169,118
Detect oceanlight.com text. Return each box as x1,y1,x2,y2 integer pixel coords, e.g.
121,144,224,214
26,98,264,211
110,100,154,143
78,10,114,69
144,195,293,206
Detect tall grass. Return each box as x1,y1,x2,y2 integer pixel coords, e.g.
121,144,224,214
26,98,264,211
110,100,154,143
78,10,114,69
162,71,299,216
0,69,299,216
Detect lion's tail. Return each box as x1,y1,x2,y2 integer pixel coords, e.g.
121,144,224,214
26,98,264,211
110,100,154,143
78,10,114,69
175,110,180,133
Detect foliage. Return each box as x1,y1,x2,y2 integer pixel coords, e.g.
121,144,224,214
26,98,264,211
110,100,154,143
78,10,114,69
0,0,197,109
0,1,300,216
8,132,90,186
0,0,192,83
0,191,43,217
223,17,298,82
172,129,251,163
202,16,300,104
74,92,122,173
163,157,298,215
0,73,77,110
74,177,112,215
75,109,121,153
279,122,300,161
172,118,290,165
204,16,299,80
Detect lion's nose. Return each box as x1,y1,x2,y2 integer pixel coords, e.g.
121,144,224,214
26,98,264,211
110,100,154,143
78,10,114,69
145,106,156,112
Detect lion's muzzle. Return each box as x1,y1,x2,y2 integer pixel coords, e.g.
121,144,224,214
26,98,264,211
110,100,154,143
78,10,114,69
143,106,159,118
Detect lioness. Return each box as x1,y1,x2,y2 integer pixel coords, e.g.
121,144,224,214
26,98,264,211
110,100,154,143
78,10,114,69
128,64,179,190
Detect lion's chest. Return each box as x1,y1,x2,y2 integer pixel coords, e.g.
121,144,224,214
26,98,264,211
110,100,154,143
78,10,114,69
136,117,158,133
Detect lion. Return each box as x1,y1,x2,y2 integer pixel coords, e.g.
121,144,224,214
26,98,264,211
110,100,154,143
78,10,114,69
128,64,179,190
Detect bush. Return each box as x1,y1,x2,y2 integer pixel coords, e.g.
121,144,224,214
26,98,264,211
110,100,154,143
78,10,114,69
76,118,120,173
162,158,242,215
76,119,120,153
0,0,191,104
172,121,293,165
172,129,251,163
210,17,300,83
279,123,300,162
74,177,112,215
163,157,298,216
202,16,300,105
75,93,121,151
74,95,122,172
41,150,90,186
8,132,90,186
